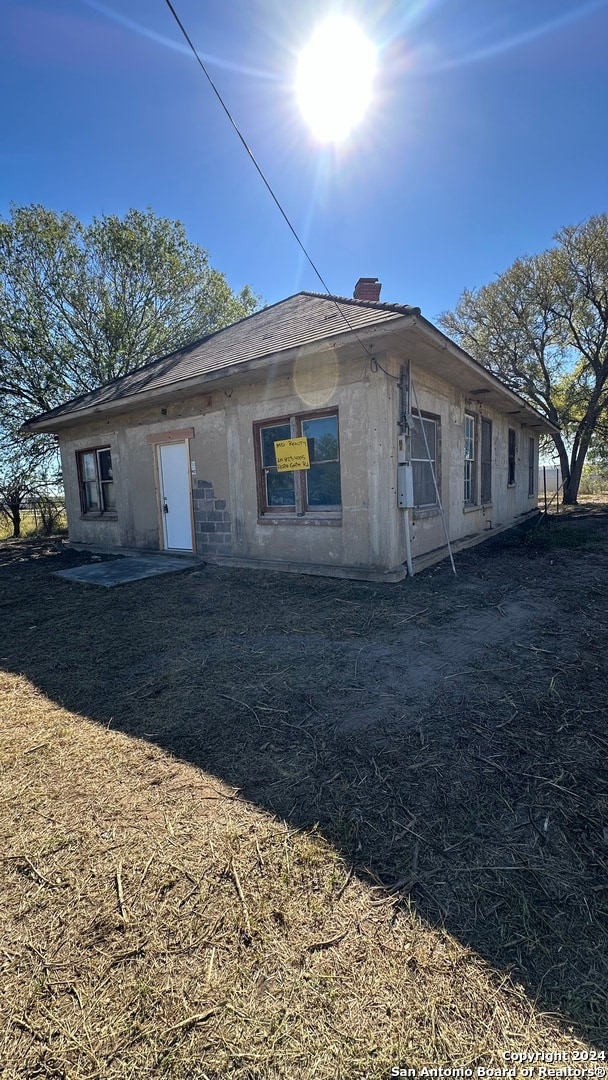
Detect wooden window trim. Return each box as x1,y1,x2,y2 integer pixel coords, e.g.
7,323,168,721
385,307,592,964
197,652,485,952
145,427,194,446
253,408,342,522
464,412,477,505
77,446,116,517
411,410,441,510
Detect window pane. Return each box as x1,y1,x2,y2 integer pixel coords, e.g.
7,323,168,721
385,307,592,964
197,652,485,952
301,416,339,462
101,481,116,511
98,449,113,481
83,481,100,511
81,452,97,482
464,460,473,503
306,461,341,507
528,438,535,494
413,460,436,507
508,429,516,484
480,419,492,502
411,417,436,463
464,416,475,460
481,463,492,504
266,470,295,506
481,419,492,463
261,424,291,468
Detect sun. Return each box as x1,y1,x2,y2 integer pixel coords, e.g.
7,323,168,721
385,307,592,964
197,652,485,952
295,15,377,144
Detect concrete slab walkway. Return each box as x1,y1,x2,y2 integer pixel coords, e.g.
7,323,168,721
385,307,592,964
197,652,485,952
55,556,195,588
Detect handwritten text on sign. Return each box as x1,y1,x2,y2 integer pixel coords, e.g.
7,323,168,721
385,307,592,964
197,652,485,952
274,437,310,472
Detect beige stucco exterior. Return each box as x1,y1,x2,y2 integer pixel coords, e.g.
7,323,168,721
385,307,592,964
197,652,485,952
53,324,548,582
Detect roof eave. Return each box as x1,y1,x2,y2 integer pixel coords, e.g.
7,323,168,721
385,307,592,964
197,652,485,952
22,315,413,434
412,316,560,436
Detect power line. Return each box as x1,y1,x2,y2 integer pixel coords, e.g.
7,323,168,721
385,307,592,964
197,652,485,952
163,0,333,293
161,0,380,365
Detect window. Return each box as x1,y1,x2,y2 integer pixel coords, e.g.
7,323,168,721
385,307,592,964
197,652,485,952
255,411,341,518
508,428,516,485
464,413,476,504
528,437,535,496
480,417,492,504
411,412,439,508
77,448,116,514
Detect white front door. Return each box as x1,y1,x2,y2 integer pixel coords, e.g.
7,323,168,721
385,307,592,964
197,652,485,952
157,441,193,551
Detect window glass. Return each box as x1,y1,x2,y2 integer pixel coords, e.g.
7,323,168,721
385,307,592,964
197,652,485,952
464,415,475,460
480,418,492,503
261,424,292,468
508,429,516,485
528,437,535,495
411,415,438,508
411,417,436,463
412,461,436,507
302,416,340,506
98,449,113,481
79,448,114,513
255,412,341,516
101,481,116,511
83,481,100,512
82,452,97,482
266,470,295,506
464,414,476,503
306,461,341,507
302,415,339,462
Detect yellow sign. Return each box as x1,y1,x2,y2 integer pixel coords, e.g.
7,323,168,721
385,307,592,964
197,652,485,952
274,437,310,472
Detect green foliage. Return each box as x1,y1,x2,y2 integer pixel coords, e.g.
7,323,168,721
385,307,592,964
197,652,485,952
0,204,260,427
578,463,608,494
440,214,608,503
588,412,608,470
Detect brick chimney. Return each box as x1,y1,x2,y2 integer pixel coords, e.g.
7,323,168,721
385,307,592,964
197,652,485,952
353,277,381,302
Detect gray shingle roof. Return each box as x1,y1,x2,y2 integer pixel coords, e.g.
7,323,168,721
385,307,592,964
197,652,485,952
24,291,419,429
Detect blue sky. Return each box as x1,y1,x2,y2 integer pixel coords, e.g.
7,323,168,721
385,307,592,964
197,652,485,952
1,0,607,321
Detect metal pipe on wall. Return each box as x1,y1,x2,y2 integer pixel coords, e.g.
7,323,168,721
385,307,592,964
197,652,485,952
398,361,414,578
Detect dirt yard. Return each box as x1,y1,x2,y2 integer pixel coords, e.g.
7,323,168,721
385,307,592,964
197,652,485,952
1,508,607,1078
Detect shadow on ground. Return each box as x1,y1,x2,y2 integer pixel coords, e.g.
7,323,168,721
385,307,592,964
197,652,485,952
2,513,608,1049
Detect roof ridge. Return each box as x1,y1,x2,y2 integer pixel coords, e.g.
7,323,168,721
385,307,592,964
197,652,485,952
299,290,421,316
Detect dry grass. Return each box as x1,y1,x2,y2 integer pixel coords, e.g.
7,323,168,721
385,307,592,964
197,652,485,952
0,509,67,541
1,507,607,1078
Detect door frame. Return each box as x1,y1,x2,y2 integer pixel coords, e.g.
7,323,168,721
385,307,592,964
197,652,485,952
146,427,195,552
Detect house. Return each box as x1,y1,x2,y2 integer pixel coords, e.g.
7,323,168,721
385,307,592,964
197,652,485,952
23,279,558,581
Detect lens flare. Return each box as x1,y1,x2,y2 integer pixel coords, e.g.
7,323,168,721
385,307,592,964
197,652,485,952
295,15,377,143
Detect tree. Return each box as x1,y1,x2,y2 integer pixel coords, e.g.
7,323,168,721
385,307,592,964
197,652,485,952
0,468,33,539
588,411,608,472
0,204,259,430
0,427,60,538
439,214,608,504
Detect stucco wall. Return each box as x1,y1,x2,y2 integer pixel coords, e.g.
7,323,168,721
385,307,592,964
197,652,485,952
57,347,539,579
221,352,395,571
58,394,215,552
59,431,122,549
57,355,398,572
402,363,538,567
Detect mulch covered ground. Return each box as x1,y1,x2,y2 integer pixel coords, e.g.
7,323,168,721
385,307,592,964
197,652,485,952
1,507,607,1078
